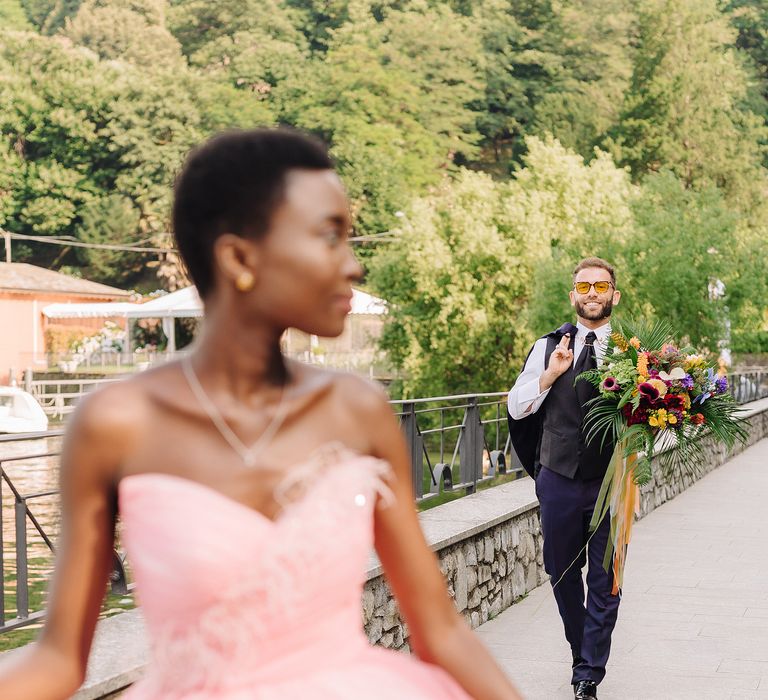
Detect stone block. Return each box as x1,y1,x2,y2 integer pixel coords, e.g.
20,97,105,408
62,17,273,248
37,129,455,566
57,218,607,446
465,542,477,566
489,594,502,619
454,549,468,612
467,566,478,591
367,617,383,643
362,588,375,623
374,582,388,608
483,536,494,563
512,561,525,599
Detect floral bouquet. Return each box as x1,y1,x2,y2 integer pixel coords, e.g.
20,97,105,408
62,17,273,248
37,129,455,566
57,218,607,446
577,319,747,593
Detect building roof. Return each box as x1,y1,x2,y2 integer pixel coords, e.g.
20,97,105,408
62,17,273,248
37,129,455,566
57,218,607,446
0,262,131,298
43,286,387,319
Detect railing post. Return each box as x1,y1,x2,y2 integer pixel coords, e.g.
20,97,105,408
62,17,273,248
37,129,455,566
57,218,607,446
459,397,483,494
15,500,29,619
23,368,32,394
400,402,424,499
0,467,5,626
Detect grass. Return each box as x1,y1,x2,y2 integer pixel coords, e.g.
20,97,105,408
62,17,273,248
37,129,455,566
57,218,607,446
0,556,135,652
417,451,525,511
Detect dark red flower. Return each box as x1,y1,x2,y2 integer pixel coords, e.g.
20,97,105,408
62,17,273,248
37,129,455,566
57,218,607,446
664,394,686,411
623,404,648,426
690,413,705,425
638,382,660,402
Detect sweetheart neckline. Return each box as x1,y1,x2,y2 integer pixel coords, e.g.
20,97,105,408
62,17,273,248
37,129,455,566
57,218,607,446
118,444,386,526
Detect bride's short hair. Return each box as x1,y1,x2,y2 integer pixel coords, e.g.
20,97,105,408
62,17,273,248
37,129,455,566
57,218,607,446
173,128,333,297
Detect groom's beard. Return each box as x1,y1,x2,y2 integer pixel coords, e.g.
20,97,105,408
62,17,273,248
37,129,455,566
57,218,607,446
575,297,613,321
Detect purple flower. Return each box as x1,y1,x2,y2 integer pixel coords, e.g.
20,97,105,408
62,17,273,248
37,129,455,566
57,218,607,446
638,382,660,402
715,376,728,394
681,374,694,390
601,377,620,392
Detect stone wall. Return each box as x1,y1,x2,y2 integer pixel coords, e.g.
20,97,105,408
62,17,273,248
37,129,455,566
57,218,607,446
361,485,545,651
362,397,768,652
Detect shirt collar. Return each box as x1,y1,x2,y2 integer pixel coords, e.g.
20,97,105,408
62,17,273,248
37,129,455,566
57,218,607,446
576,321,611,341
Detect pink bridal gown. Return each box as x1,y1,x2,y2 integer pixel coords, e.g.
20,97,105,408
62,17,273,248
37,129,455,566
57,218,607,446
118,446,473,699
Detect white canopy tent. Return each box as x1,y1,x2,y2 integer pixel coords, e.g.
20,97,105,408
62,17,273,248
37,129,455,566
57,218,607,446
43,286,386,353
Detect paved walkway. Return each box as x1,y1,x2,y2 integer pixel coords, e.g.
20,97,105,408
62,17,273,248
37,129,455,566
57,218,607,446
477,438,768,700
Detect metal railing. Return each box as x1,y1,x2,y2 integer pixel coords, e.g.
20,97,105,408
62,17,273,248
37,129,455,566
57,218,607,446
0,431,129,633
2,373,766,635
28,377,125,419
728,369,768,404
392,392,521,501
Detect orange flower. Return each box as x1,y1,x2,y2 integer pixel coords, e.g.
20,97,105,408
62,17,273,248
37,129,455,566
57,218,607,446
637,353,648,378
611,332,629,351
629,336,641,349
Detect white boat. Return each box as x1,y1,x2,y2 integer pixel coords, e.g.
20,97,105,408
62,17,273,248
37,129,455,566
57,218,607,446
0,386,49,433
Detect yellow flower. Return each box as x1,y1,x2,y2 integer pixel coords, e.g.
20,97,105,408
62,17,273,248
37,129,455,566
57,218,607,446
668,413,678,425
629,336,641,349
611,332,629,351
647,378,667,397
637,353,648,378
684,354,706,370
649,409,669,430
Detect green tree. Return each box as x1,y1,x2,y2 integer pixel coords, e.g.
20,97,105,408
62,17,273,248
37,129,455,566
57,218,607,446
621,171,739,350
0,0,32,28
367,169,530,397
75,193,143,283
606,0,767,206
533,0,634,158
505,136,635,335
277,1,483,237
19,0,82,33
471,0,563,168
0,29,271,285
168,0,308,89
63,0,185,70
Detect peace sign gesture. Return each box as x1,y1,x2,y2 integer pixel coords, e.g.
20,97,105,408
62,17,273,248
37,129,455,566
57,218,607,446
540,334,573,391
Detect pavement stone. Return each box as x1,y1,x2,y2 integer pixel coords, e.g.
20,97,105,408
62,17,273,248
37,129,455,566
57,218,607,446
477,438,768,700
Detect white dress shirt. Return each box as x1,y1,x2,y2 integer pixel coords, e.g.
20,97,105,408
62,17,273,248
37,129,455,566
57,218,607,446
507,321,611,419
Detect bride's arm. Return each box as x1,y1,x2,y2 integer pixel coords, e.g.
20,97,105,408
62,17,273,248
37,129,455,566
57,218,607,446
357,384,523,700
0,388,134,699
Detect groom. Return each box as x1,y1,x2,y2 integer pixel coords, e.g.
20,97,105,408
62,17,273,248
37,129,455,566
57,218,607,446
507,257,622,700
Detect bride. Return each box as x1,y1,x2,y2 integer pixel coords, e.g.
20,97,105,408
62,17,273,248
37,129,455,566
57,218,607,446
0,128,521,699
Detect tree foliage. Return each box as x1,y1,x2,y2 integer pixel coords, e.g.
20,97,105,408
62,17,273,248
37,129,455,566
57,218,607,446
3,0,768,390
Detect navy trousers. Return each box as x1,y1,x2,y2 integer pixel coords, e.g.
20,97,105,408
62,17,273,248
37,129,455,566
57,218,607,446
536,466,621,685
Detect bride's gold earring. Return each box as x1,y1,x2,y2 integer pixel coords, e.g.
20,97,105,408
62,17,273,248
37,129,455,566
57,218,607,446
235,271,255,293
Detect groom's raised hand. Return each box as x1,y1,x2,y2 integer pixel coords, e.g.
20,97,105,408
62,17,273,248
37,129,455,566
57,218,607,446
539,334,573,392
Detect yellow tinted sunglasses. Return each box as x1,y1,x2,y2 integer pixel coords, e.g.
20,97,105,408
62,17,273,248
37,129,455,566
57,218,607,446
574,281,613,294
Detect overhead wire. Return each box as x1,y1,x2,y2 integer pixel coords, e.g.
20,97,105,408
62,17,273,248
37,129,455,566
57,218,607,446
2,228,401,255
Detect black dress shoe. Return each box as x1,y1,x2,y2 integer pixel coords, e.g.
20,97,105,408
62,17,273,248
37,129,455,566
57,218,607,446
573,680,598,700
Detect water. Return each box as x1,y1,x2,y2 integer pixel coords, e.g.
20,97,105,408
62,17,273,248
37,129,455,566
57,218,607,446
0,435,134,638
1,436,64,620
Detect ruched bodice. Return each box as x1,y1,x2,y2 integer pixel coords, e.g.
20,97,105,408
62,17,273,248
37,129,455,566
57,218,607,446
118,446,471,699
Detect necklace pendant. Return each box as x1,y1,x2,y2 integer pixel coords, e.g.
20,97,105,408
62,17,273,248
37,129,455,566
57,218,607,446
243,453,257,468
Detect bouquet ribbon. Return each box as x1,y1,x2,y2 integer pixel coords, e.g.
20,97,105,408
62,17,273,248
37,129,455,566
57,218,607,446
589,442,640,595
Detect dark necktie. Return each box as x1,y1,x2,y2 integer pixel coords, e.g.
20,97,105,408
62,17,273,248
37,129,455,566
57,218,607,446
575,331,597,406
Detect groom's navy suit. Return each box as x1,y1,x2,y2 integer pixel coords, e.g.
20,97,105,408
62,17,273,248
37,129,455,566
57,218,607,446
507,322,620,686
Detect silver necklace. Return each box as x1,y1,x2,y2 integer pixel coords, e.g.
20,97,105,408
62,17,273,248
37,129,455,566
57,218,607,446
182,357,289,467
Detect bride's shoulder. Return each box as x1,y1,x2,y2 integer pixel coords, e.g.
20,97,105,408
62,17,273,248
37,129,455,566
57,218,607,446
292,361,389,412
66,367,168,448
